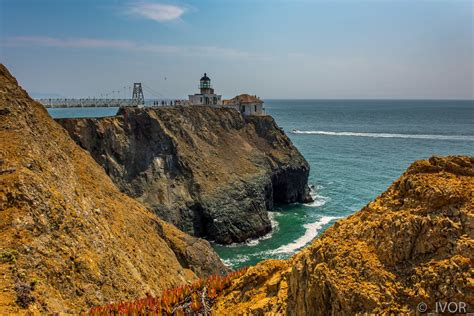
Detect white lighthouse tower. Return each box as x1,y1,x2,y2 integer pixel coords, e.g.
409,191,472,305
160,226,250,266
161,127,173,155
188,73,222,106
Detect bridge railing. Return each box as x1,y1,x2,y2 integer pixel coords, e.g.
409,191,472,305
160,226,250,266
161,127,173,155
36,98,190,108
37,98,135,108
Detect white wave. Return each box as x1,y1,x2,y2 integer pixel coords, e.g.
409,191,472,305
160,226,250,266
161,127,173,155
224,212,281,248
221,255,250,268
271,216,340,254
305,185,330,208
292,130,474,141
307,195,329,207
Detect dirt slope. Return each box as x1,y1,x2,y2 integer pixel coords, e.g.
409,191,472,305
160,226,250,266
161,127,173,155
0,65,226,313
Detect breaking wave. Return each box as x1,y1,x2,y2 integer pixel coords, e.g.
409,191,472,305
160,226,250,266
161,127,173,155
291,130,474,141
271,216,340,254
305,185,330,207
221,255,250,267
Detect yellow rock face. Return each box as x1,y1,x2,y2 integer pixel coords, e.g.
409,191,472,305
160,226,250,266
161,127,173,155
214,156,474,315
0,66,222,312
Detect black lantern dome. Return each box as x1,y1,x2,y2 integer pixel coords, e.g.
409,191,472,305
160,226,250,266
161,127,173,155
200,73,210,81
199,73,213,94
200,73,211,90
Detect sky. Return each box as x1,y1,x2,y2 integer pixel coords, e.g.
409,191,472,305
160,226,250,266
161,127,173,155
0,0,473,99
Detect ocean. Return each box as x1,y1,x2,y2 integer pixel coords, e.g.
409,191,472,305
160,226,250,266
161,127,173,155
47,100,474,268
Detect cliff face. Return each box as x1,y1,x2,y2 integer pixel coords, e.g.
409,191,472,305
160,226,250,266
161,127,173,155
0,64,226,314
214,156,474,315
58,107,311,244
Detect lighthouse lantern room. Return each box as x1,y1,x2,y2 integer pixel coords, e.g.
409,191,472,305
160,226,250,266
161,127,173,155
189,73,222,106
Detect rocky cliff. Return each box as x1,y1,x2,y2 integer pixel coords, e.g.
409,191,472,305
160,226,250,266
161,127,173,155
214,156,473,315
58,107,311,244
0,64,226,314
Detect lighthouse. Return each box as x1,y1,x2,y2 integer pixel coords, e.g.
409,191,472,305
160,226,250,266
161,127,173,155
188,73,222,106
200,73,212,94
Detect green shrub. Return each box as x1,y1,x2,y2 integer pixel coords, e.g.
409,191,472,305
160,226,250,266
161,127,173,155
0,249,19,263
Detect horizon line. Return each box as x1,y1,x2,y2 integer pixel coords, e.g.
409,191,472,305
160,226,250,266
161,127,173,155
260,98,474,101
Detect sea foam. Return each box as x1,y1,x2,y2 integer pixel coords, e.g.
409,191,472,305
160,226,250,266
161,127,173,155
271,216,340,254
292,130,474,141
305,185,330,207
221,255,251,267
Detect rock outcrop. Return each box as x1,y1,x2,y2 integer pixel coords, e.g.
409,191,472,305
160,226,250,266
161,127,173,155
58,107,311,244
214,156,474,315
0,64,226,314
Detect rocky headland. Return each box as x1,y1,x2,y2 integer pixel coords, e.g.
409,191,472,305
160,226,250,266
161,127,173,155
213,156,474,315
2,61,472,314
0,64,227,313
58,106,312,244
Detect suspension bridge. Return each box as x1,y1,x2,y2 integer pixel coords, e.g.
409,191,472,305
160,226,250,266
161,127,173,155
37,83,188,108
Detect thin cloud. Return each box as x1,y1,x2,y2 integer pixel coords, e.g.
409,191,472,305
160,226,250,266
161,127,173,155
5,36,136,49
4,36,269,60
127,2,185,22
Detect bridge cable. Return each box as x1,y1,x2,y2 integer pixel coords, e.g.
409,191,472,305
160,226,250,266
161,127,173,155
142,83,167,99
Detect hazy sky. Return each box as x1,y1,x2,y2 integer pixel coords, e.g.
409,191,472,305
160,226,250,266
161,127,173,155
1,0,473,99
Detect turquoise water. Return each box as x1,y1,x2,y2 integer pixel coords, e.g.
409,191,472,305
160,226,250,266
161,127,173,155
47,107,119,118
212,100,474,268
47,100,474,269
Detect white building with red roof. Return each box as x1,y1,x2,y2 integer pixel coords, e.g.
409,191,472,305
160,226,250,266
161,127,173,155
223,94,265,116
188,73,265,116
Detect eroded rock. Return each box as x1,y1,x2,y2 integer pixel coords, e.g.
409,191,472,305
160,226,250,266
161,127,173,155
0,64,226,314
214,156,474,315
58,107,311,244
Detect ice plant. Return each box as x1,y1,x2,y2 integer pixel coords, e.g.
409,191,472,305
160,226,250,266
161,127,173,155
89,267,248,315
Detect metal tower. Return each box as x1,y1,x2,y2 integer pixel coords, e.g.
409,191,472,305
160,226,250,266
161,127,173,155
131,83,144,107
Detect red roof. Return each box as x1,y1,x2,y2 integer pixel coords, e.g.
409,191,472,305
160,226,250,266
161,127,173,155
225,94,263,105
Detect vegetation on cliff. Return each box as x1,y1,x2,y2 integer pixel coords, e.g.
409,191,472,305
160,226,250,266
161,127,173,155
214,156,473,315
2,60,471,315
58,106,311,244
90,268,248,315
0,64,226,314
